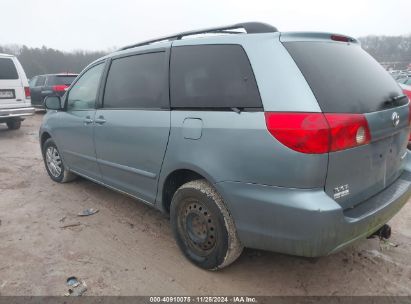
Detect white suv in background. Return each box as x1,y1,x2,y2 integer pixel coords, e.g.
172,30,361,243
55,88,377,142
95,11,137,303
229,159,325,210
0,53,34,130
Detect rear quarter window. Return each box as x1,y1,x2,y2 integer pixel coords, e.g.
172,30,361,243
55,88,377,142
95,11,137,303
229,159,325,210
0,58,19,80
170,44,262,109
283,42,404,113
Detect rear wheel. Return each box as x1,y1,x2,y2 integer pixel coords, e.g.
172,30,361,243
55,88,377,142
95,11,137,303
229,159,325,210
6,120,21,130
170,179,243,270
42,138,76,183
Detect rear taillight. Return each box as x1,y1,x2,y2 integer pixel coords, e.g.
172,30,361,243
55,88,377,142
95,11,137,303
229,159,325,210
24,86,31,99
265,113,330,154
265,112,371,154
324,114,371,152
53,85,67,92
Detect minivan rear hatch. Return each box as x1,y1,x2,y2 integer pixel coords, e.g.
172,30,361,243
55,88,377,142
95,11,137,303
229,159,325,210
281,33,410,210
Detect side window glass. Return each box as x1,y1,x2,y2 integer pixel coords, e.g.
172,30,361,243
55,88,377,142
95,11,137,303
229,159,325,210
103,52,166,109
35,76,46,87
67,63,104,111
170,45,262,108
29,77,37,87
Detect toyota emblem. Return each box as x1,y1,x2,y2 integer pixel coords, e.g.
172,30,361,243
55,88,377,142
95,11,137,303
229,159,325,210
392,112,400,127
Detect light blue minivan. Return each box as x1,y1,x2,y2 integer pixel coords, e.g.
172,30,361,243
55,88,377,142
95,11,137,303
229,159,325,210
40,22,411,270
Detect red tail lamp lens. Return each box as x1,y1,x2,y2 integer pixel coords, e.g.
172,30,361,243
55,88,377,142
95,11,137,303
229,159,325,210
24,86,31,98
265,112,371,154
53,85,67,92
324,114,371,152
264,113,330,154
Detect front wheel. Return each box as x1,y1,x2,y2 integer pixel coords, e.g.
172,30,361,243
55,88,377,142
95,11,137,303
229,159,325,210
170,179,243,270
42,138,76,183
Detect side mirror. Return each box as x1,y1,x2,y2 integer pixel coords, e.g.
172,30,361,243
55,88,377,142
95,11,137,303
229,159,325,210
44,96,62,110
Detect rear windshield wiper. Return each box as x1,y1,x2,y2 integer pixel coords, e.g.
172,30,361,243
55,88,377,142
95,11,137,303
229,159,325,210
392,94,408,102
231,107,242,114
383,94,408,108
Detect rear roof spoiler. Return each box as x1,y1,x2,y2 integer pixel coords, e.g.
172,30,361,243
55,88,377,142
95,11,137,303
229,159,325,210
280,32,359,44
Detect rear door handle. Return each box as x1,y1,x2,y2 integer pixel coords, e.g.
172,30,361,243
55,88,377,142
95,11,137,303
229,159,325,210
95,116,106,125
84,116,93,125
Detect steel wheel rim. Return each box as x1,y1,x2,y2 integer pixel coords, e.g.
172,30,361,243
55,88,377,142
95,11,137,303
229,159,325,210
46,146,62,178
179,199,217,255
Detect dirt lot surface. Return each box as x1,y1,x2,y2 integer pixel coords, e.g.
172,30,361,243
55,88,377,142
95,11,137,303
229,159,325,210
0,113,411,296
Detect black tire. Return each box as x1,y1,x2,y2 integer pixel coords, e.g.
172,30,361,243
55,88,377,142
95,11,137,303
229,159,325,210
6,120,21,130
42,138,76,183
170,179,243,270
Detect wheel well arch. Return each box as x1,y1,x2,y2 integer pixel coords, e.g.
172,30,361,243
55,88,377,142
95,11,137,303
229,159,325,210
40,132,51,148
161,169,206,213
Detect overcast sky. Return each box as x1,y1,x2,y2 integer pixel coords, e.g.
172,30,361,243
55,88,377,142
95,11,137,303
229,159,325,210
1,0,410,52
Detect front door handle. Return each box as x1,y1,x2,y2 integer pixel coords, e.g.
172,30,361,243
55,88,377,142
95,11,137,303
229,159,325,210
95,116,106,125
84,116,93,125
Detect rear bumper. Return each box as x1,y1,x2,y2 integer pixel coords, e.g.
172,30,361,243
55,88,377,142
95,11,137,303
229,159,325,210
215,170,411,257
0,107,35,120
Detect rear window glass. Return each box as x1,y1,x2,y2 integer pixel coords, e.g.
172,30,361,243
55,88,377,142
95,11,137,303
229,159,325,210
0,58,18,80
35,76,46,86
284,42,404,113
170,45,262,109
49,75,77,86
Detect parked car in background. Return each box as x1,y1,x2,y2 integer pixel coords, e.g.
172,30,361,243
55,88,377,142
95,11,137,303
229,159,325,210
399,83,411,149
400,83,411,99
30,73,78,108
390,70,408,80
0,53,34,130
397,76,411,86
40,22,411,270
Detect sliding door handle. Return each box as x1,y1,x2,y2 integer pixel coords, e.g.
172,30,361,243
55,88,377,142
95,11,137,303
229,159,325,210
95,116,106,125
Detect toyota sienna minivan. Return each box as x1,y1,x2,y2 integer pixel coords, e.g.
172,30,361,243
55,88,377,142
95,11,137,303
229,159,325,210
39,22,411,270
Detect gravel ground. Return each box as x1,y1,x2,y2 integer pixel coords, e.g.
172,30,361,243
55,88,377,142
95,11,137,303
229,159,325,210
0,113,410,296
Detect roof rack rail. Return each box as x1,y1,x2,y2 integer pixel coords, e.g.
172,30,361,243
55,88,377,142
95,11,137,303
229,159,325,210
119,22,278,51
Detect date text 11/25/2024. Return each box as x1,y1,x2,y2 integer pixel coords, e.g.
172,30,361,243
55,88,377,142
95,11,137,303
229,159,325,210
149,296,257,303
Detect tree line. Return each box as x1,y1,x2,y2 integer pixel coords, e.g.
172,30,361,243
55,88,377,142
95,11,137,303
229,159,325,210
1,34,410,78
359,35,411,70
0,45,107,78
